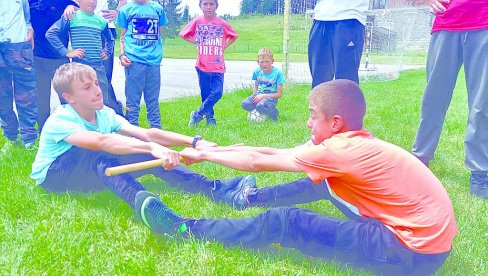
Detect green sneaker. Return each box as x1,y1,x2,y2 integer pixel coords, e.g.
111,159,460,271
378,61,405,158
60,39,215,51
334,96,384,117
135,191,187,235
1,140,19,153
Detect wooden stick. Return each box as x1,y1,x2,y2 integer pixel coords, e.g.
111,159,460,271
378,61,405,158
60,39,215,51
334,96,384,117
105,159,168,176
105,143,245,176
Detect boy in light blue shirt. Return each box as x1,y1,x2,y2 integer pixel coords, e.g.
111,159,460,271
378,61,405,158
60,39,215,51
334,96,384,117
242,48,284,121
31,62,255,211
116,0,168,129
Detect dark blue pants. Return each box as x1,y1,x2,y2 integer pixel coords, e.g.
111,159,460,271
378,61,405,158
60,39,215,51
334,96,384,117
34,56,68,131
92,64,124,117
195,67,224,120
102,28,125,117
124,62,161,128
187,178,450,275
103,28,117,83
41,147,225,208
308,19,364,87
0,41,38,144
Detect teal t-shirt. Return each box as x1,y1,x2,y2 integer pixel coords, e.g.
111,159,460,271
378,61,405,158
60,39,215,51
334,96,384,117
252,67,285,95
30,105,127,184
115,1,168,66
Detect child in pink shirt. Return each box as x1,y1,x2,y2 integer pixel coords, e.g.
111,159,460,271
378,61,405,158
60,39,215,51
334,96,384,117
179,0,238,127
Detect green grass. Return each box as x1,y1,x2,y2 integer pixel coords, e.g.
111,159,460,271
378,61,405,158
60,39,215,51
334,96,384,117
114,14,427,64
1,70,487,274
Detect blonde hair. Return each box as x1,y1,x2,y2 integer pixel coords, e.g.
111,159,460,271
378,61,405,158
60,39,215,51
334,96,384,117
308,80,366,130
258,48,274,60
52,62,97,98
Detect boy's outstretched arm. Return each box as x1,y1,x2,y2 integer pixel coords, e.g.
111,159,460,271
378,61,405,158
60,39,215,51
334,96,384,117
64,131,181,169
119,123,216,150
180,148,302,173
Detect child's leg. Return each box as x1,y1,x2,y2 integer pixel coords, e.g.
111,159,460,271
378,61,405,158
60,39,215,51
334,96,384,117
124,62,146,126
196,67,211,109
204,72,224,122
94,65,124,116
241,95,256,111
255,98,279,120
185,208,449,274
142,65,161,129
247,178,361,219
35,56,68,131
118,153,256,207
41,147,145,209
0,64,20,142
6,42,38,146
308,20,335,88
412,32,463,164
332,19,364,84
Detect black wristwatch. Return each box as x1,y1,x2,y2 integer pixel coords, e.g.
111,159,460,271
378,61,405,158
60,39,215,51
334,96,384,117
192,135,203,149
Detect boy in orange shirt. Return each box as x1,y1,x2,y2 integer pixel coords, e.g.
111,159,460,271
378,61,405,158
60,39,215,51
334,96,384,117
135,80,458,274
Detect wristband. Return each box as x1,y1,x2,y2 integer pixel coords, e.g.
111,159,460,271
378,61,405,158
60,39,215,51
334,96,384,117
192,135,203,149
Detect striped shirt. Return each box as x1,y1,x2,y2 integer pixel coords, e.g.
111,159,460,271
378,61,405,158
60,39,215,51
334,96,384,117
46,10,114,66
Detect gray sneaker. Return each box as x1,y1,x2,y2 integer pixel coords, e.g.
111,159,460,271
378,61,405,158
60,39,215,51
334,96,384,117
217,175,257,210
189,111,204,127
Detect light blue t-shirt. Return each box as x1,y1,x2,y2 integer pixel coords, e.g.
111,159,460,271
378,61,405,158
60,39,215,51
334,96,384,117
30,105,127,184
252,66,285,95
115,1,168,66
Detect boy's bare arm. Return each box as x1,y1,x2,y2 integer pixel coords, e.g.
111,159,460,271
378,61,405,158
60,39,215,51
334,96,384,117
119,28,131,66
180,36,195,44
254,84,283,102
180,148,302,172
119,123,216,150
224,36,238,49
64,131,181,169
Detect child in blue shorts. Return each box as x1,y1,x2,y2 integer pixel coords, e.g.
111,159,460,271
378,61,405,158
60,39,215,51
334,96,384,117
242,48,284,121
116,0,168,129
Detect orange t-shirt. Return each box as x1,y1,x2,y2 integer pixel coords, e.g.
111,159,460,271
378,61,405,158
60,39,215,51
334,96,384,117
295,130,458,254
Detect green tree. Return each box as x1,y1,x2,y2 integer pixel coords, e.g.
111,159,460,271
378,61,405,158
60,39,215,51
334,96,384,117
258,0,276,14
153,0,184,41
240,0,259,15
181,4,190,23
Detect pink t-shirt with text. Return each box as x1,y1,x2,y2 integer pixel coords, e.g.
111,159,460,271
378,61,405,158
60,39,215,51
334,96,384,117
432,0,488,32
179,16,238,73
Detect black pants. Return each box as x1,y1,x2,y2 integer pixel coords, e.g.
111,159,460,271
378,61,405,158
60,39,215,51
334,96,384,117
187,178,450,275
41,147,222,208
308,19,365,87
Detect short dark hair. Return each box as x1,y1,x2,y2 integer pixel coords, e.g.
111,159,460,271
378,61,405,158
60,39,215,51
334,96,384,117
308,80,366,130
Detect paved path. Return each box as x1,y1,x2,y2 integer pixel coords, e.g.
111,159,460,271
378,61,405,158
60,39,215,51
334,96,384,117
49,59,423,108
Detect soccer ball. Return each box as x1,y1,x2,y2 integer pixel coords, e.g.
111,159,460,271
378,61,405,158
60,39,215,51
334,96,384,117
247,110,266,123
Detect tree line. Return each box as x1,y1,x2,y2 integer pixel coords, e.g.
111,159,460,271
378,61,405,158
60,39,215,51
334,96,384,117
240,0,318,15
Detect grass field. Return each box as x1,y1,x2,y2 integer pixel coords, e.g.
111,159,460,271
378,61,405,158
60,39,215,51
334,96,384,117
1,70,487,275
113,14,428,65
